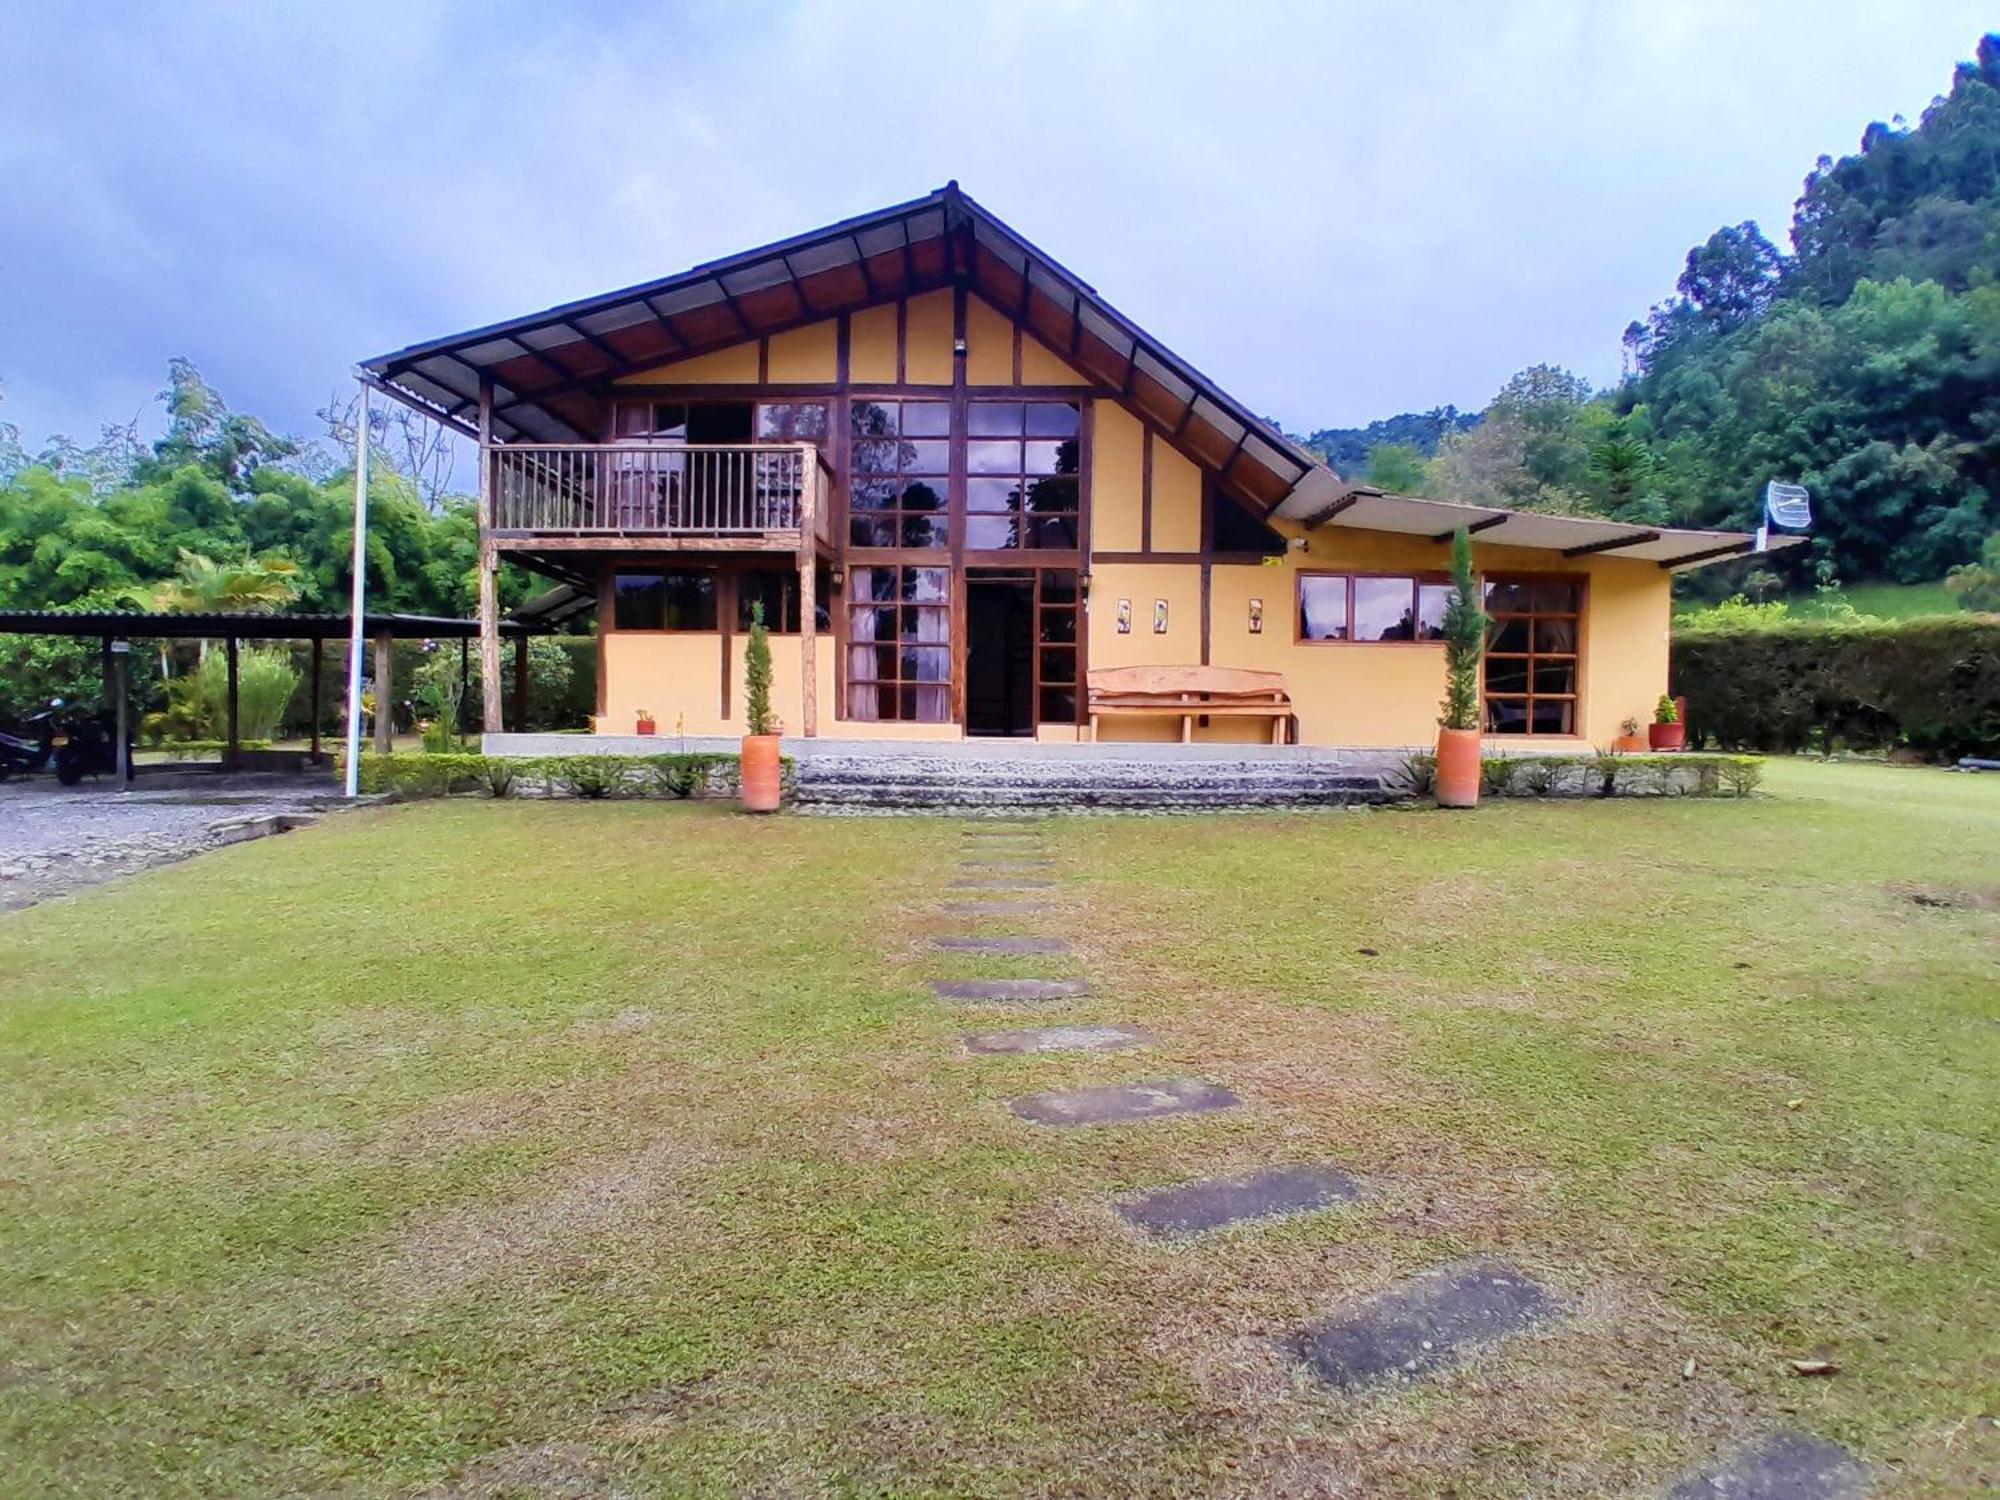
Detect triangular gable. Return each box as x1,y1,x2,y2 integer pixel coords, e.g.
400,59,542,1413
361,183,1335,516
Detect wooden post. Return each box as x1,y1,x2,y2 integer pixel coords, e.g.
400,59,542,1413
373,630,394,754
798,444,819,738
476,381,502,735
512,632,529,731
225,635,241,772
309,637,324,764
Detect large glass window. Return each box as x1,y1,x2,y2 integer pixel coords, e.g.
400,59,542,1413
1484,577,1582,735
846,566,951,721
613,570,718,631
965,401,1081,550
755,402,830,444
613,401,753,443
1296,574,1449,643
737,565,832,634
1037,570,1079,724
850,399,950,549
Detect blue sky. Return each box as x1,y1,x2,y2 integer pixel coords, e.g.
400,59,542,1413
2,1,1993,457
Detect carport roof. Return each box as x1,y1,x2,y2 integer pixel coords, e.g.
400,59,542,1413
0,609,542,640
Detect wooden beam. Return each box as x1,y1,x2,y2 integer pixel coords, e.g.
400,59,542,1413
477,381,503,734
799,444,819,739
1431,513,1511,543
309,636,323,765
225,635,241,773
373,631,394,754
1657,538,1756,570
1562,528,1660,558
1301,490,1365,528
511,632,529,732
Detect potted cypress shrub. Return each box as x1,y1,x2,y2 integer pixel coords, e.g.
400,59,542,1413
739,600,782,812
1435,527,1488,808
1647,693,1685,751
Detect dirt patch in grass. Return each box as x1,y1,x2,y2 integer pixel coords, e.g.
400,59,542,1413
423,1441,607,1498
1890,881,2000,912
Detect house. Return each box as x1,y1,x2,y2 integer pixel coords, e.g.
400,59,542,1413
361,183,1789,750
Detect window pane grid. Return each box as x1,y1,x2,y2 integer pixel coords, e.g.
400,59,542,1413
1483,576,1582,736
846,565,951,722
966,400,1080,551
850,399,950,549
1297,574,1447,643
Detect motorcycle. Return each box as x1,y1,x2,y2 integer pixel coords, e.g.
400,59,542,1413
0,699,61,781
52,707,133,787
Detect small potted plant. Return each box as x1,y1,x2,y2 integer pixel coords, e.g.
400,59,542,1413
1614,715,1647,753
1648,693,1685,751
635,708,657,736
1434,527,1488,808
739,601,782,812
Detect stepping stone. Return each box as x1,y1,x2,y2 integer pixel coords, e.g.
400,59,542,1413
1010,1078,1239,1127
963,1023,1153,1055
932,935,1070,955
1664,1431,1870,1499
1291,1258,1556,1390
931,978,1093,1003
950,879,1053,891
943,901,1048,916
959,860,1053,871
1115,1163,1362,1238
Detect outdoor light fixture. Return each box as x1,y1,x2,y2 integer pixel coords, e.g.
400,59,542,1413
953,337,967,357
1079,571,1092,598
830,565,846,591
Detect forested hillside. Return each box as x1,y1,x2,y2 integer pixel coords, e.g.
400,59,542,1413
1307,32,2000,600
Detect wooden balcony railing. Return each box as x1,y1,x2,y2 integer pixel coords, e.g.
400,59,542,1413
488,443,831,546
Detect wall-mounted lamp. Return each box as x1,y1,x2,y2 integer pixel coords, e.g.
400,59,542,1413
1079,571,1092,599
952,337,968,357
829,565,846,593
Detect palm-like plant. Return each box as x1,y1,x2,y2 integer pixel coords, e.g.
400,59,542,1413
142,549,303,614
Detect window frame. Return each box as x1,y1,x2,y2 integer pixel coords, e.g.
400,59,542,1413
844,564,953,723
846,396,953,552
609,567,720,633
1293,570,1453,646
963,398,1083,554
1481,572,1586,737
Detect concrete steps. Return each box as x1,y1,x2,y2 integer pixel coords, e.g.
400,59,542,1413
793,754,1401,813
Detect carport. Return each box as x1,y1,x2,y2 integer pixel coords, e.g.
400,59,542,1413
0,608,553,772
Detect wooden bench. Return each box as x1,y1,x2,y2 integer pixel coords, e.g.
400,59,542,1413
1087,665,1294,745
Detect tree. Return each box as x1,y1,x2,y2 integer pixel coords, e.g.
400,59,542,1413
141,548,303,614
743,601,774,736
1946,533,2000,610
1363,443,1429,493
1677,221,1785,332
1438,528,1486,731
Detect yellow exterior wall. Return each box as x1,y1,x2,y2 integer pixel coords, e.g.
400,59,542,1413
765,321,837,383
1091,403,1144,553
903,289,955,385
1020,336,1088,385
1084,523,1673,748
849,304,897,383
617,342,760,386
1151,437,1203,552
965,297,1013,385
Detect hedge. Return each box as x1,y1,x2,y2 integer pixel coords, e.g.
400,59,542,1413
352,751,788,801
1671,615,2000,758
1400,751,1764,799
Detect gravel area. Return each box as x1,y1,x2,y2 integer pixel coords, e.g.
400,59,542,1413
0,775,353,913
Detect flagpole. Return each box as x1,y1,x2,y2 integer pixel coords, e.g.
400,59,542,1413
342,377,370,798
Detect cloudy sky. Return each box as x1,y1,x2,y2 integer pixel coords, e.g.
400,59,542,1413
2,1,1992,457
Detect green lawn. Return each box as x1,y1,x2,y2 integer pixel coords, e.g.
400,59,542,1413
1,762,1995,1496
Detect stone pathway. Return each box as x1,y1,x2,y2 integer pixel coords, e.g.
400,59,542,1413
920,817,1864,1494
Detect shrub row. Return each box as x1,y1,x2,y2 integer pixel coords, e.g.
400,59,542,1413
1671,615,2000,759
1401,751,1764,799
144,738,274,758
354,751,787,801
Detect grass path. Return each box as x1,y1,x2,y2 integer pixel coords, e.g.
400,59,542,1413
0,761,1994,1495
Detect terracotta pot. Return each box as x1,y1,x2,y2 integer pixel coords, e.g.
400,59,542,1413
740,733,782,813
1648,721,1686,752
635,718,656,736
1435,727,1482,809
1613,732,1648,753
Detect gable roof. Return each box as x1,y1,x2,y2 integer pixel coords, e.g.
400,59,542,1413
360,181,1335,517
360,184,1795,571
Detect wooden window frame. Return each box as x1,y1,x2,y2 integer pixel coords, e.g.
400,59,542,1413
847,395,953,554
608,566,722,634
1482,572,1586,737
845,563,953,724
963,398,1083,554
1293,570,1452,646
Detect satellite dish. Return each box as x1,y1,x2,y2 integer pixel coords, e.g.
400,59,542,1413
1757,480,1811,551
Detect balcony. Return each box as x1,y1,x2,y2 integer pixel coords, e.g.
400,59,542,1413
487,443,832,552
